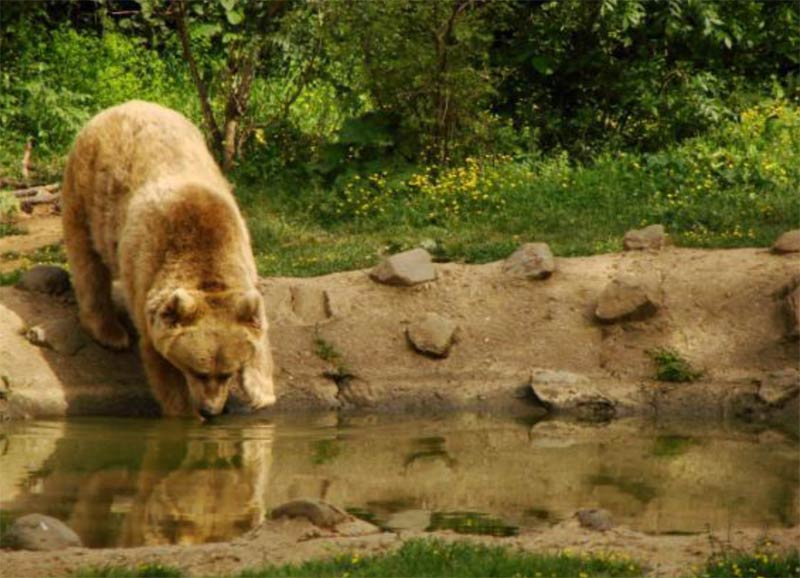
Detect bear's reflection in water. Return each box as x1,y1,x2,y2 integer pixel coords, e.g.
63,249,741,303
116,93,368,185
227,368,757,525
1,415,798,548
0,419,273,547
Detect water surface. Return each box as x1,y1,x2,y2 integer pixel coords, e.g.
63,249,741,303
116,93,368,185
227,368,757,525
1,413,797,547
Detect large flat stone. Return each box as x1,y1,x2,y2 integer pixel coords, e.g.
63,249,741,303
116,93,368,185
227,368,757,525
370,249,436,286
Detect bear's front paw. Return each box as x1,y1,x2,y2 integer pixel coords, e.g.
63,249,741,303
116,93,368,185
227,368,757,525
84,316,131,351
241,368,276,409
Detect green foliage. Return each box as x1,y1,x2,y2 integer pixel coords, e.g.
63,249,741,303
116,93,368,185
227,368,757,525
649,348,703,383
426,512,518,537
313,335,341,364
238,538,642,578
698,549,800,578
73,563,182,578
651,435,698,458
0,270,24,287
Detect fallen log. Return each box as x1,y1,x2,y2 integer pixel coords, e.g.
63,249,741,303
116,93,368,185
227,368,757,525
13,183,60,198
20,191,61,214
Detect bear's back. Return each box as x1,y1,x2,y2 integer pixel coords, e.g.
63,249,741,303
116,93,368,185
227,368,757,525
76,100,226,195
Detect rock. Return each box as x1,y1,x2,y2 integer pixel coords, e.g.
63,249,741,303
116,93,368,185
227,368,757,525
576,509,614,531
529,369,616,419
406,313,458,358
271,499,350,529
15,265,71,296
595,273,661,323
385,509,432,532
623,224,666,251
503,243,555,280
3,514,82,551
25,317,87,356
370,248,436,286
786,283,800,340
772,229,800,254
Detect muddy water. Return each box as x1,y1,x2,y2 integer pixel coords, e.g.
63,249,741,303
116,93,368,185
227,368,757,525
1,413,797,548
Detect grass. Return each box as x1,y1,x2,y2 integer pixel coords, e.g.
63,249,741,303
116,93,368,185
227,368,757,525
649,347,703,383
70,542,800,578
74,563,182,578
238,539,642,578
698,549,800,578
0,269,23,286
235,99,800,277
0,222,25,237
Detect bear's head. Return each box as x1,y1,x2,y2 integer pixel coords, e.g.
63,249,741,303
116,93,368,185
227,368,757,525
146,288,266,418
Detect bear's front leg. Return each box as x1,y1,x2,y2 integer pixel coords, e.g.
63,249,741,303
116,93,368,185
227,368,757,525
62,198,130,351
240,336,276,409
139,339,194,416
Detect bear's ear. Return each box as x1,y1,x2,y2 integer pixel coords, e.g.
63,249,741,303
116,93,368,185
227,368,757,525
159,288,198,327
236,290,263,328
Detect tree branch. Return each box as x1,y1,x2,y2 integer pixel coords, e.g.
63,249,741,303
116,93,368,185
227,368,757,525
172,0,223,155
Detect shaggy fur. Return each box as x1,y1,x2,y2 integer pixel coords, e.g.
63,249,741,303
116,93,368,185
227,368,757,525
62,100,275,417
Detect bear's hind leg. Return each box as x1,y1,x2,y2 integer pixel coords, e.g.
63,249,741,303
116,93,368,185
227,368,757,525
63,203,130,350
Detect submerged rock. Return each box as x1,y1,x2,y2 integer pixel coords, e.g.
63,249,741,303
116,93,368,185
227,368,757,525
370,248,436,286
407,313,458,358
16,265,71,296
270,499,379,536
4,513,82,551
503,242,555,280
623,224,666,251
772,229,800,254
595,273,661,323
271,499,349,528
25,317,87,356
758,370,800,406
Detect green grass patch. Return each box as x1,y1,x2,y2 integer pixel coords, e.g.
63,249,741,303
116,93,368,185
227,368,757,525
238,538,642,578
28,242,67,264
74,563,182,578
0,222,25,237
698,549,800,578
0,269,23,286
649,347,703,383
237,99,800,277
650,435,699,458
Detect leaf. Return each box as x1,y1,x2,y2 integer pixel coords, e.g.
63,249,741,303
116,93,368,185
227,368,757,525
530,55,553,76
195,23,222,38
220,0,244,25
226,9,244,26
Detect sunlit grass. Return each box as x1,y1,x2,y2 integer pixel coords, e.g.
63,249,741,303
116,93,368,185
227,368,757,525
238,539,643,578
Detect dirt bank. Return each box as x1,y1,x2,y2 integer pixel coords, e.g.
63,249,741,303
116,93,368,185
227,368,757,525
0,215,798,420
2,514,799,578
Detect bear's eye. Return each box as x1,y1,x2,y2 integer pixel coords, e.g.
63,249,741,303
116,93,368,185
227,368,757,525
191,370,211,382
218,373,233,382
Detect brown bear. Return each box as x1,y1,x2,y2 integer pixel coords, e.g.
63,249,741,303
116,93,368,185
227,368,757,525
61,100,275,418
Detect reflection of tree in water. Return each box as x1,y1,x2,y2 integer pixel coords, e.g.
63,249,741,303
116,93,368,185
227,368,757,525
1,420,273,547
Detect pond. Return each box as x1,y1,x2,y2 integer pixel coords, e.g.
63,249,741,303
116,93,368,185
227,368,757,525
1,413,797,548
